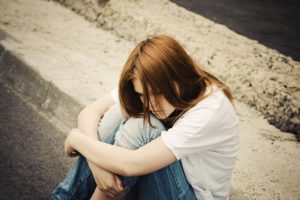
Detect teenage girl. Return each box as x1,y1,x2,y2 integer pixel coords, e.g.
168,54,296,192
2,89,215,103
52,34,239,200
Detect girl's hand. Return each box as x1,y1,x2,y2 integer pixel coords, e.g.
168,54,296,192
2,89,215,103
65,128,125,197
64,128,81,157
90,165,124,198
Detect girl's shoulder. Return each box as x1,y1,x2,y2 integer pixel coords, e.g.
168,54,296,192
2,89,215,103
177,86,236,124
193,85,228,111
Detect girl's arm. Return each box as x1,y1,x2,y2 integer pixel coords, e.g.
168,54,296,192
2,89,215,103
77,93,115,140
76,94,125,194
66,130,177,177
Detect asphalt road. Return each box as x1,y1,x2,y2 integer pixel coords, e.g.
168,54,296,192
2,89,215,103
0,81,73,200
171,0,300,61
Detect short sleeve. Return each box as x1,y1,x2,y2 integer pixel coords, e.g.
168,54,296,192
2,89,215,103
161,91,239,160
110,87,119,104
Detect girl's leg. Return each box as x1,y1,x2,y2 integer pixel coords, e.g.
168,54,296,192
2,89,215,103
112,114,197,200
52,103,197,199
90,187,127,200
52,104,125,200
137,161,197,200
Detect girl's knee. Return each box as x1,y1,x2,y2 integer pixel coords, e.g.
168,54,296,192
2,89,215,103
114,115,166,149
98,104,124,143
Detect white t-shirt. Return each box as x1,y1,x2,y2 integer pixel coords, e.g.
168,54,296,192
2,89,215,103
110,87,239,200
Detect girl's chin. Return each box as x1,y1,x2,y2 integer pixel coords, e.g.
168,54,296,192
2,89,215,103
156,115,166,119
152,112,164,119
153,111,171,119
152,108,175,119
154,114,163,119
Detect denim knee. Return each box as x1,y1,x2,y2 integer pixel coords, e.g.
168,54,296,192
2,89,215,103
112,115,166,192
97,104,125,144
114,114,166,149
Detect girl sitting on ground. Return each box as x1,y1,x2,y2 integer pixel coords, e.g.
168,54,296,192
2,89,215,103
52,34,239,200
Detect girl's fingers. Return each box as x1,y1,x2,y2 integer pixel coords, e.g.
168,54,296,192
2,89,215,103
115,175,124,191
104,190,117,198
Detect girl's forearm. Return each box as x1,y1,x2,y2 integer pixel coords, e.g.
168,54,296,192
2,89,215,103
76,95,116,175
77,107,104,171
68,130,176,177
70,132,135,176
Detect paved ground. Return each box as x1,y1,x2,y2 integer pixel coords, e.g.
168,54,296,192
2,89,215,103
171,0,300,61
0,81,73,200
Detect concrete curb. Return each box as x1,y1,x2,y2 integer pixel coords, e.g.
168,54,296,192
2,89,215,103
0,43,83,129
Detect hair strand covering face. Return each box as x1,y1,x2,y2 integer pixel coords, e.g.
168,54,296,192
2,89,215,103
118,35,233,127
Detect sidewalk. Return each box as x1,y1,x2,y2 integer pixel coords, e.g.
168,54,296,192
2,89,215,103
0,0,299,199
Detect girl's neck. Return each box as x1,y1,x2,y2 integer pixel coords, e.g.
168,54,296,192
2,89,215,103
160,109,183,129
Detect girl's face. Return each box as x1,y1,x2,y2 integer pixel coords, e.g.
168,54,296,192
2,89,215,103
132,78,175,119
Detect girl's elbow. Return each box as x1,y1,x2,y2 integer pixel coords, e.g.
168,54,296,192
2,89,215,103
77,108,94,123
77,109,87,120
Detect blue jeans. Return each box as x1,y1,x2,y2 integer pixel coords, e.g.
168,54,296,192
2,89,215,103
52,104,197,200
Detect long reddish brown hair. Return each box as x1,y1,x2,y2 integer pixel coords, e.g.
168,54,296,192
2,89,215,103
118,35,233,125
